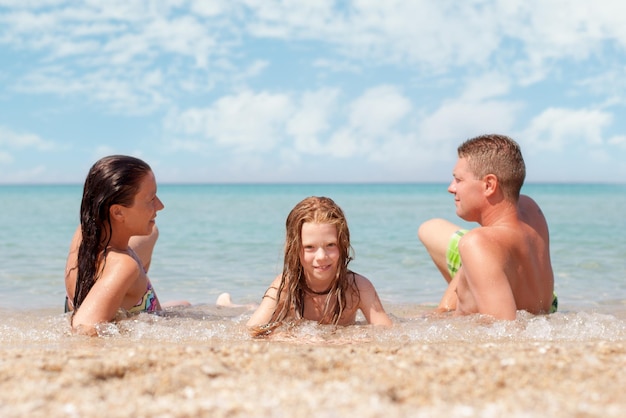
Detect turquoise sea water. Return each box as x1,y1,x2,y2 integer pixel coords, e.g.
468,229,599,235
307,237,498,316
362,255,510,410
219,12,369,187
1,182,624,418
1,182,625,313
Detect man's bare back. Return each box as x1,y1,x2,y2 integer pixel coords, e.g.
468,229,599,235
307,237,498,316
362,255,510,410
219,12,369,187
418,134,556,320
454,196,554,318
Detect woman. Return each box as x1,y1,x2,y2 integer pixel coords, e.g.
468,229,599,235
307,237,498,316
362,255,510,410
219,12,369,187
64,155,166,335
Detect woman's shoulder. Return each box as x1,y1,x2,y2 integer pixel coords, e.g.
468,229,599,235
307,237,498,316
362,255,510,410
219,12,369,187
101,249,142,279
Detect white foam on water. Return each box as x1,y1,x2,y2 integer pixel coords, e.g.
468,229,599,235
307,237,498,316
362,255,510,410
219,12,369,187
1,304,625,347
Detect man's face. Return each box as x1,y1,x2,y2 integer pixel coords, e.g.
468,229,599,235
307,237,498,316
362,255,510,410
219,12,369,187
448,157,484,221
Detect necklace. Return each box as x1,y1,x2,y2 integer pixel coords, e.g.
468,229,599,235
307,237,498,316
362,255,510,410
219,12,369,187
302,281,332,295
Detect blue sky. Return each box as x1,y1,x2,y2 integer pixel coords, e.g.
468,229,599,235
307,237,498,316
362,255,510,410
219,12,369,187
1,0,625,184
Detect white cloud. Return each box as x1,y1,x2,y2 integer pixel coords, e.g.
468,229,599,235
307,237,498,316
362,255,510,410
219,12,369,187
3,1,626,117
349,84,521,174
511,0,626,58
313,58,361,74
0,151,12,164
142,16,217,68
190,0,228,17
241,1,626,89
299,85,413,159
1,1,625,183
287,88,340,155
243,0,337,38
523,107,613,151
167,90,294,151
460,72,512,102
0,0,64,7
165,82,526,172
321,85,413,159
0,165,46,183
243,0,501,71
348,85,412,137
166,138,208,153
15,66,167,114
608,135,626,147
326,128,360,159
90,146,117,162
239,60,269,80
0,2,228,113
419,99,521,146
166,85,416,161
578,69,626,106
0,126,54,150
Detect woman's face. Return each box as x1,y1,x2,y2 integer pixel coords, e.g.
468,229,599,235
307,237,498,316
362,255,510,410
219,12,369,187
123,171,164,236
299,222,340,290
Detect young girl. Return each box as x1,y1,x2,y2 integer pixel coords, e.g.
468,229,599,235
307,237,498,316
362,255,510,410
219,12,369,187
247,196,392,336
65,155,172,335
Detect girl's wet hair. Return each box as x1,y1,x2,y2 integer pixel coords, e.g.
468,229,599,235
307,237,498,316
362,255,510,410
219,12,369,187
255,196,358,335
73,155,152,311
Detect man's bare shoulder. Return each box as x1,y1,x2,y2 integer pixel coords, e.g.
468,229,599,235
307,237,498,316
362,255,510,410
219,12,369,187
461,226,507,244
516,195,549,241
458,227,515,264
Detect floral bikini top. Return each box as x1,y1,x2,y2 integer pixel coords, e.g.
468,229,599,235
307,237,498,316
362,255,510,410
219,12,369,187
127,280,159,314
65,279,159,314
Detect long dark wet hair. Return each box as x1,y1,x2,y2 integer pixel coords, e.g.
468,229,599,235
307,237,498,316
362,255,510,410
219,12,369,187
72,155,152,311
269,196,358,328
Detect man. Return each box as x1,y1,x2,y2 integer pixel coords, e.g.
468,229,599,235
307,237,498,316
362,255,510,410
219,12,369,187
418,134,557,319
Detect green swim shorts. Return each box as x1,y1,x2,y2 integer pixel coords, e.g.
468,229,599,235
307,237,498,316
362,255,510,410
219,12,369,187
445,229,468,278
445,229,558,313
550,293,558,314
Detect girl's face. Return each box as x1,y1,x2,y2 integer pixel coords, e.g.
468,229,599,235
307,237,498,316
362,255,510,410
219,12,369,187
122,171,164,236
300,222,340,288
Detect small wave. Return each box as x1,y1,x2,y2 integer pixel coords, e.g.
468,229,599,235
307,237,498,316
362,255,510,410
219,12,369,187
0,306,625,347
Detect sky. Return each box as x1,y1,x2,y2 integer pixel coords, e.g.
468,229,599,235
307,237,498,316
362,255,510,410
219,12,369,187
0,0,625,184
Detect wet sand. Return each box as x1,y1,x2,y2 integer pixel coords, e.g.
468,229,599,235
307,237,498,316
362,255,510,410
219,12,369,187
1,335,625,417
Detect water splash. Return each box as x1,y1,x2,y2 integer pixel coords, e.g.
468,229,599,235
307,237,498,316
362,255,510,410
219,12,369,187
0,305,624,347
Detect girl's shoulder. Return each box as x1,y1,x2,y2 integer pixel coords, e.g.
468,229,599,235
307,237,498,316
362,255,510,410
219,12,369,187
347,271,375,290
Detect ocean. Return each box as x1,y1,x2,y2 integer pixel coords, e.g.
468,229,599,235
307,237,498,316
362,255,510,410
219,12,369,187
0,183,625,341
2,183,626,417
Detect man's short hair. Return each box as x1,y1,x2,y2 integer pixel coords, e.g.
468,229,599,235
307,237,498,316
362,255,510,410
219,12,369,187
458,134,526,200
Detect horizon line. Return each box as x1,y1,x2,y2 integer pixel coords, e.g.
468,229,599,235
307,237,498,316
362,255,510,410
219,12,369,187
0,181,624,187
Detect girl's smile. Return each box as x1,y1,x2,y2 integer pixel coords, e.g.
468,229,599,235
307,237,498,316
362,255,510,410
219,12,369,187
300,222,340,291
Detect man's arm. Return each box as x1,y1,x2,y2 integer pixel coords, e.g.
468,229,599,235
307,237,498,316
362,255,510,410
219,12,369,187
457,232,517,320
437,274,459,312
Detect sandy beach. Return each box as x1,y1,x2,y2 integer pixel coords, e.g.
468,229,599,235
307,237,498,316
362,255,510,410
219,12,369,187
1,323,625,418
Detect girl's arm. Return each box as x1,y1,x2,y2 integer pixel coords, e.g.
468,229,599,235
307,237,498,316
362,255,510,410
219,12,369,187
355,275,393,326
246,275,282,327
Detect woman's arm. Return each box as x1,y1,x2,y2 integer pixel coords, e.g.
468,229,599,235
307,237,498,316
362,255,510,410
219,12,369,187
71,252,141,335
128,224,159,273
